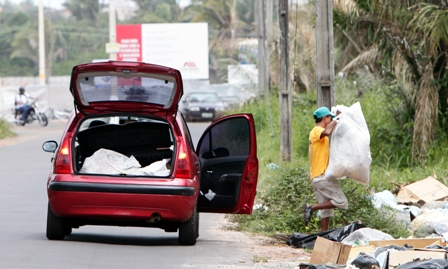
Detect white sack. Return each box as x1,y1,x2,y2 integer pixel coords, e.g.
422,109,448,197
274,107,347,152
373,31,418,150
325,102,372,185
80,148,170,176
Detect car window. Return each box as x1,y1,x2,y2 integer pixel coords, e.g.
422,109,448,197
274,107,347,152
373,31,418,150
198,117,250,158
77,74,176,107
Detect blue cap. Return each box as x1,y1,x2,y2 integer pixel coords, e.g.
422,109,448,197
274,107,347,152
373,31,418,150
313,106,334,119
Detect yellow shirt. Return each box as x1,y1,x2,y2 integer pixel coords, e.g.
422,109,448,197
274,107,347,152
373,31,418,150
309,126,330,180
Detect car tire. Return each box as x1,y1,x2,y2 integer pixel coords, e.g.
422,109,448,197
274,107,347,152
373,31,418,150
178,205,198,246
195,212,200,239
64,227,73,236
46,203,66,240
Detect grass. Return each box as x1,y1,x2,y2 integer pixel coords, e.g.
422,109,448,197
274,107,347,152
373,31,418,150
0,119,15,140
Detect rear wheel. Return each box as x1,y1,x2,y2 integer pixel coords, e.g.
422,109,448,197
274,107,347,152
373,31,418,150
38,113,48,127
46,203,66,240
178,206,198,245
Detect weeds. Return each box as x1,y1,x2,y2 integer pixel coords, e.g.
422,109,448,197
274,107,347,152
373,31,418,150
0,119,15,140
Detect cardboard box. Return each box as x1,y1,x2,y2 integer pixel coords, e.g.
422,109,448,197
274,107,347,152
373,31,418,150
396,176,448,203
348,245,377,259
369,237,443,248
309,236,352,264
384,250,446,269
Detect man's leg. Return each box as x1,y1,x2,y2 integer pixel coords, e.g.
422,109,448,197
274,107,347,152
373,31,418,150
22,105,31,121
311,200,335,212
320,217,330,232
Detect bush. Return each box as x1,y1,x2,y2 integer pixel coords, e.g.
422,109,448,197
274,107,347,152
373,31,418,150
230,165,408,238
0,119,15,140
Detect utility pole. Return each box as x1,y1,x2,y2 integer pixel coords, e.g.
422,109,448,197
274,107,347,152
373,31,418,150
38,0,46,85
278,0,292,162
266,0,273,90
256,0,267,97
108,0,118,60
316,0,335,109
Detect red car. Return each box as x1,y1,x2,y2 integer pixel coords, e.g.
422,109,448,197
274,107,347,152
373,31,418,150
42,61,258,245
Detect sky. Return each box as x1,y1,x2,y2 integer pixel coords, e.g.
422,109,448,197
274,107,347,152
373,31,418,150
7,0,192,9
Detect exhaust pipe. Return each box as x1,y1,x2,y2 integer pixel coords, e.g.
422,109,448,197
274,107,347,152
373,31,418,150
147,213,162,223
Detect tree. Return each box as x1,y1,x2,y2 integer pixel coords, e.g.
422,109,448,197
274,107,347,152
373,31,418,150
62,0,105,25
129,0,181,23
333,0,448,163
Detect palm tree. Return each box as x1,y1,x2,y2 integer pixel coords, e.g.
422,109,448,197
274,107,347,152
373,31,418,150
333,0,448,163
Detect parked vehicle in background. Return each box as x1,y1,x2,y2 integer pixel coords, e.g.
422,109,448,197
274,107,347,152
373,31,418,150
221,95,242,110
14,99,48,127
42,61,259,246
181,91,227,122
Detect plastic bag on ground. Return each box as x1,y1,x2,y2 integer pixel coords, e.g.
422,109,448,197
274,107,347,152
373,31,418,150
394,258,448,269
408,209,446,237
371,190,398,209
341,227,394,246
351,252,380,269
325,102,372,185
287,221,365,249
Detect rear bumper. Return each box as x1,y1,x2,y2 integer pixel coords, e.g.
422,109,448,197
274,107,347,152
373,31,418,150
48,182,195,195
48,182,197,222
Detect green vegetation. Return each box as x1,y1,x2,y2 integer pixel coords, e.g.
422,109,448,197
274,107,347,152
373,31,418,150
0,119,15,140
228,78,448,239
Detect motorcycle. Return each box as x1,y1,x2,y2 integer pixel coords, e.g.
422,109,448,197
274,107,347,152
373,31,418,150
14,99,49,127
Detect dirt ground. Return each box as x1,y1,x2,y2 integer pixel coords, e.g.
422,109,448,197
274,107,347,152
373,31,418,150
246,234,311,266
217,220,311,267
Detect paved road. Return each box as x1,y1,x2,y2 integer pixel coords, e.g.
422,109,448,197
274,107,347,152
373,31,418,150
0,120,259,269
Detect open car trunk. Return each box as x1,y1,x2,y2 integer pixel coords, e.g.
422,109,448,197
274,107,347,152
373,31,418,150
74,116,174,176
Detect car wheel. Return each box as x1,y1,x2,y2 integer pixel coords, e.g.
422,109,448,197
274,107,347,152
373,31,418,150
64,226,72,236
195,212,200,239
46,203,66,240
178,205,198,246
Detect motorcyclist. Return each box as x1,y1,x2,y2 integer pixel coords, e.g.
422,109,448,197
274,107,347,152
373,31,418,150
14,87,34,125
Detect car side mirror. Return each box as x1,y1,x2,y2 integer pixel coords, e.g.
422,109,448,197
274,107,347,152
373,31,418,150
42,140,58,153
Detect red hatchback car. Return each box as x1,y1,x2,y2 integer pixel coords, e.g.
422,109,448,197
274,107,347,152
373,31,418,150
42,61,258,245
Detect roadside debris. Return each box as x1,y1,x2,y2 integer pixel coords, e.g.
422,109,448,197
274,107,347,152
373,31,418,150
291,176,448,269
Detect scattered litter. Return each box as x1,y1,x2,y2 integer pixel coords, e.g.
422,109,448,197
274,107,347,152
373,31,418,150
396,176,448,204
287,221,365,249
408,209,448,237
395,259,448,269
341,228,394,246
266,163,280,170
350,252,380,269
204,189,216,201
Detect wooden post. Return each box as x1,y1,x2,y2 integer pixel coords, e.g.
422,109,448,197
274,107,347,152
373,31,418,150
315,0,335,109
278,0,292,162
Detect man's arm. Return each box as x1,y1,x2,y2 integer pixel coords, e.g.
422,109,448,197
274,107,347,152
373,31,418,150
321,120,337,138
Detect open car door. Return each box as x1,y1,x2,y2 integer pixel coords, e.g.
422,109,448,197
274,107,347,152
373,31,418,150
196,114,258,214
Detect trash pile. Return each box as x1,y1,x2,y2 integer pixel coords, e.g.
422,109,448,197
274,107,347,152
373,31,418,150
287,176,448,269
289,221,448,269
371,176,448,237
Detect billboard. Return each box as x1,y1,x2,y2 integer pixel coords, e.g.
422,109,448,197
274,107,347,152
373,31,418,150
117,23,209,80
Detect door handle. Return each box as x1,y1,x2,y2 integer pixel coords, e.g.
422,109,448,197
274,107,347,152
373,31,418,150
206,170,213,174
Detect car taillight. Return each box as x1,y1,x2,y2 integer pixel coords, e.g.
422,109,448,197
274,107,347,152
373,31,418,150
54,139,71,174
174,143,192,179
